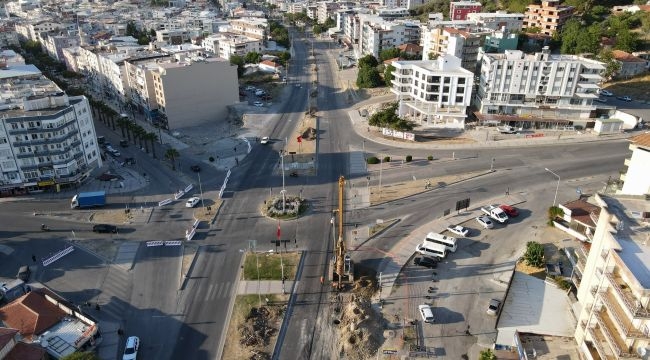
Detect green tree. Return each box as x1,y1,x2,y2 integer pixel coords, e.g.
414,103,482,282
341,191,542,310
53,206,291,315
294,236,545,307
278,51,291,65
357,66,383,88
229,55,245,77
143,132,158,157
244,51,262,64
126,21,138,37
367,102,414,131
358,54,379,69
62,351,100,360
384,64,395,86
150,28,157,37
524,241,545,268
379,48,401,62
479,349,497,360
165,148,180,170
137,35,150,45
24,40,42,55
615,28,639,53
116,117,130,138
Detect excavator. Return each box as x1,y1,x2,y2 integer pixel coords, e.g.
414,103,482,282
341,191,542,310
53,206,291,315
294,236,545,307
331,176,353,289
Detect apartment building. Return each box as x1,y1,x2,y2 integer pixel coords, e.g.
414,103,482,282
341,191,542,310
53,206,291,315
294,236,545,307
14,21,67,41
228,17,268,40
523,0,574,36
619,134,650,196
466,11,525,32
390,54,474,129
360,18,421,59
76,45,133,103
318,1,339,24
475,48,605,127
201,33,262,60
481,29,518,54
449,1,482,20
421,25,488,70
573,191,650,360
0,64,101,195
149,57,238,129
156,29,192,45
36,32,80,62
0,25,20,47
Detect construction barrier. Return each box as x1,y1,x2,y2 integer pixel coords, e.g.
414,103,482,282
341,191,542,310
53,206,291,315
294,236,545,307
243,137,251,153
158,198,172,207
525,133,544,138
184,184,193,193
186,228,196,241
174,190,185,200
146,241,164,247
42,246,74,267
165,241,182,246
192,219,200,229
219,169,232,199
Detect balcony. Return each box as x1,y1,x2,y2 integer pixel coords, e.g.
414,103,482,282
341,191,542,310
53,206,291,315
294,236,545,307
588,326,617,360
594,310,639,358
606,272,650,319
600,289,649,340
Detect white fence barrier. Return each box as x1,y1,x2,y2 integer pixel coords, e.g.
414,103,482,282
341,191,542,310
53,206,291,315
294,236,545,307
219,169,232,199
146,241,164,247
43,246,74,266
174,190,185,200
165,241,182,246
184,184,193,193
158,198,172,207
186,228,196,241
192,219,200,229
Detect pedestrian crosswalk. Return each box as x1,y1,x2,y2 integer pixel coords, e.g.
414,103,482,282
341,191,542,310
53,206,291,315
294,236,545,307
203,281,234,302
94,265,133,320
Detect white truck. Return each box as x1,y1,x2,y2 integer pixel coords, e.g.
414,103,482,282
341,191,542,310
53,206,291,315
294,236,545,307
481,205,509,223
497,125,518,134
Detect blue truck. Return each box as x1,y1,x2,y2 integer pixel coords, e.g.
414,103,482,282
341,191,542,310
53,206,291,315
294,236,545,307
71,191,106,209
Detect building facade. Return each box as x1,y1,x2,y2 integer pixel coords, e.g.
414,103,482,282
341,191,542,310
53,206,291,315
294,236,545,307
421,25,488,70
620,134,650,196
390,55,474,129
475,48,605,126
466,11,525,33
523,0,574,36
201,33,262,60
359,19,421,59
449,1,482,20
0,64,101,195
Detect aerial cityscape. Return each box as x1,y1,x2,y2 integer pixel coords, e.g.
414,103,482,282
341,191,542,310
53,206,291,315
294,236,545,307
1,0,649,359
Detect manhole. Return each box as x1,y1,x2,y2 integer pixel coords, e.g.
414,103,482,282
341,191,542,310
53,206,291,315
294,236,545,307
333,319,341,325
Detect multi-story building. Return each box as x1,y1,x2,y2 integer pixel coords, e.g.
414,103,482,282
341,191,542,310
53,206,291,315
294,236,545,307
390,54,474,129
480,29,518,54
449,1,482,20
612,50,648,79
228,18,268,40
149,57,239,129
317,1,339,24
475,48,605,128
0,25,20,47
359,18,421,59
0,64,101,195
619,133,650,195
523,0,574,36
421,25,488,70
14,21,67,41
201,33,263,60
156,29,192,45
573,191,650,360
466,11,525,32
37,32,80,62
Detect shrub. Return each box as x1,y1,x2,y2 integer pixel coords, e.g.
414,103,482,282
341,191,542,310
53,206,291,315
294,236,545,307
427,155,434,161
383,156,391,162
209,156,214,162
366,156,380,164
524,241,545,268
405,155,412,162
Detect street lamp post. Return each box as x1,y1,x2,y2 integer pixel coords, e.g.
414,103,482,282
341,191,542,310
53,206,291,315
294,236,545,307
544,168,561,206
280,151,286,212
197,172,205,209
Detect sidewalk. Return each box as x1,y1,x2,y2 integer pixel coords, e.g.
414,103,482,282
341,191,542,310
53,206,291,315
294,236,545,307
238,280,295,295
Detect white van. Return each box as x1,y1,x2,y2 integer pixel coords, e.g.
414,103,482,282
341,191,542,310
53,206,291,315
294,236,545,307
415,242,447,259
424,232,457,252
419,304,434,323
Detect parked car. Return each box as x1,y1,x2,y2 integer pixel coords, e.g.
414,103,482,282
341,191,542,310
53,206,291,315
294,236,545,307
245,85,255,91
499,205,519,217
190,165,201,172
414,256,438,269
599,89,613,97
594,97,607,103
260,136,270,144
260,95,272,100
93,224,118,233
487,299,501,316
617,95,632,102
253,101,264,107
255,89,266,96
418,304,434,323
122,336,140,360
186,197,200,208
475,216,494,229
446,225,469,237
119,139,129,147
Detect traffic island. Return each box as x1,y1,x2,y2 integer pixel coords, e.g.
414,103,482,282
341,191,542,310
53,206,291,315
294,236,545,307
262,195,307,220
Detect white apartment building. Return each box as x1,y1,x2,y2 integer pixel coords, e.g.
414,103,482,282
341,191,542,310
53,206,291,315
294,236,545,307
76,45,133,103
475,48,605,127
619,134,650,196
156,29,193,44
0,64,101,195
287,2,307,14
37,32,80,62
359,18,421,59
149,57,238,129
381,0,428,10
421,25,488,70
0,25,20,47
317,1,339,24
14,21,66,41
390,55,474,129
201,33,262,59
228,18,268,40
466,11,525,32
573,192,650,360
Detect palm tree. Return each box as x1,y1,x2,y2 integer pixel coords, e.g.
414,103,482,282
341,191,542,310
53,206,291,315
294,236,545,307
133,125,146,148
127,122,138,144
165,148,180,170
142,132,158,156
116,117,129,138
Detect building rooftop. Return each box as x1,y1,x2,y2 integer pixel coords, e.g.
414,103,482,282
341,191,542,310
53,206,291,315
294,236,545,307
597,194,650,288
612,50,647,63
562,199,600,228
0,64,41,80
485,50,605,69
0,290,67,339
630,133,650,149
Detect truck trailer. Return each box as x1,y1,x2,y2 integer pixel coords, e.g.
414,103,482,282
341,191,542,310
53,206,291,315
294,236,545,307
71,191,106,209
480,205,509,223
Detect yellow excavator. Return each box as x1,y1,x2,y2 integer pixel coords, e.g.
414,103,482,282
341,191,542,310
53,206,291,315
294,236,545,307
332,175,353,289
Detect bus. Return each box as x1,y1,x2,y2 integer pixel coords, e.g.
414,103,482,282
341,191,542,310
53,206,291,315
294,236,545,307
424,232,457,252
416,242,447,259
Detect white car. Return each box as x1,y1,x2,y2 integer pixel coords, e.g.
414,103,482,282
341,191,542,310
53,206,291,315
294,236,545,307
418,304,434,323
245,85,255,91
475,216,494,229
260,136,270,144
253,101,264,107
599,89,613,97
487,299,501,316
122,336,139,360
185,197,200,208
446,225,469,237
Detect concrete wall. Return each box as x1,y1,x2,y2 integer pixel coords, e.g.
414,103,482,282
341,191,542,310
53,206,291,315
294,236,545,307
161,60,239,130
621,145,650,195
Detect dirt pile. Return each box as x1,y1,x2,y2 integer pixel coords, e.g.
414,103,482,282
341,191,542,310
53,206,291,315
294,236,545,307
300,127,317,141
237,305,285,359
333,280,384,360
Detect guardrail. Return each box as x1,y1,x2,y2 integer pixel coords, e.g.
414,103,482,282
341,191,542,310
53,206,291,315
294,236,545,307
158,198,172,207
219,169,232,199
43,246,75,266
186,228,196,241
147,241,164,247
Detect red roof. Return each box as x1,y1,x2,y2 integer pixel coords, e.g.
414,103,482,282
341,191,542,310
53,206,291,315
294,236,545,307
0,327,18,348
0,290,67,339
4,341,47,360
630,133,650,149
383,57,401,65
612,50,646,63
562,199,600,228
260,60,281,68
397,43,423,54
